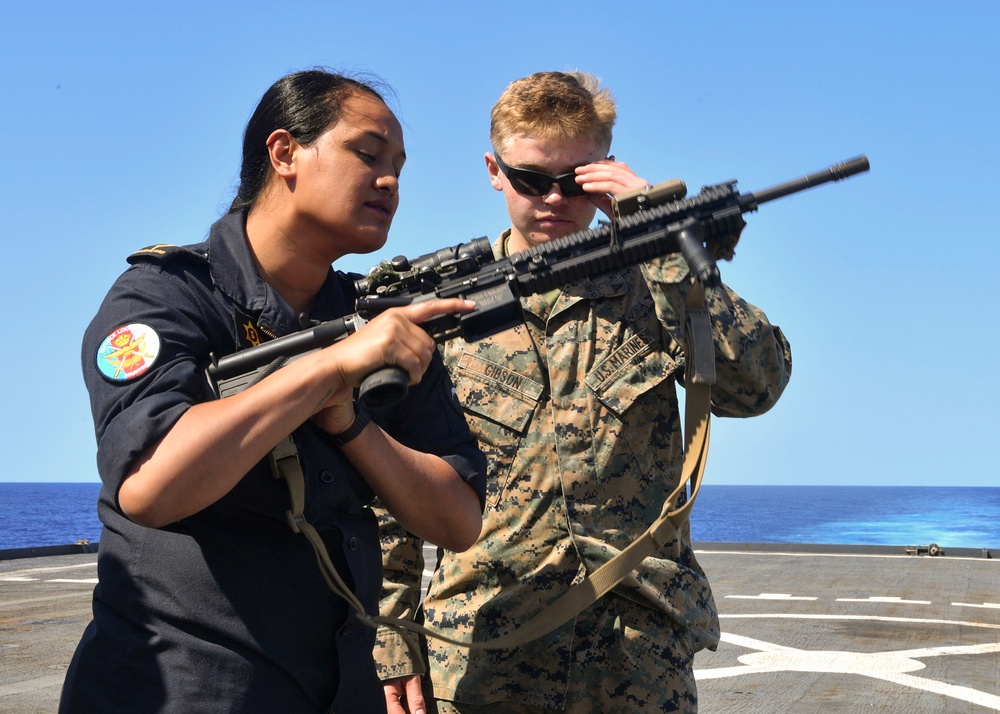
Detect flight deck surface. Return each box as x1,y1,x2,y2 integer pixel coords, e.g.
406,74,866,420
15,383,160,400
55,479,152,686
2,544,997,713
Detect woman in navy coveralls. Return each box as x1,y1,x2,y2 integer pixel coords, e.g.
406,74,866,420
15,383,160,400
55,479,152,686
60,70,486,714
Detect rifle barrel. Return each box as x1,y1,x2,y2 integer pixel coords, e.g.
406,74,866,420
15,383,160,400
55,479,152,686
748,155,869,206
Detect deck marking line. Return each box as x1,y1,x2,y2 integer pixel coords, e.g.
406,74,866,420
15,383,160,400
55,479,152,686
953,602,1000,609
719,613,1000,631
0,592,94,608
0,674,66,698
726,593,817,601
878,671,1000,709
837,596,931,604
0,562,96,577
891,643,1000,658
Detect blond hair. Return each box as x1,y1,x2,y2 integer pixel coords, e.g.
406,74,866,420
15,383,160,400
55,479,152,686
489,71,617,156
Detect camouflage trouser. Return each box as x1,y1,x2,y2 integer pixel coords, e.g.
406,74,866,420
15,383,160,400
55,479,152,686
428,593,698,713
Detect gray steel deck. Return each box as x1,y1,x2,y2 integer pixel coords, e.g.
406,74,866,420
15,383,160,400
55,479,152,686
692,545,999,712
2,544,997,713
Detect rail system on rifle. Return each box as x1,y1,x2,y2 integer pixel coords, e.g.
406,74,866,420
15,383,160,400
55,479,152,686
207,156,870,407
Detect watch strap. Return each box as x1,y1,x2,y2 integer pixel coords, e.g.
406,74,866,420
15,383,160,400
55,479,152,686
330,405,371,447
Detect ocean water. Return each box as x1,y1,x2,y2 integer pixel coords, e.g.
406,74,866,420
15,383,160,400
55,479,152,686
1,483,998,551
689,485,1000,549
1,482,104,550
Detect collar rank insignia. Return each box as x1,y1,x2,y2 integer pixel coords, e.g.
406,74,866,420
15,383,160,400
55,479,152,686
96,323,161,382
234,309,266,350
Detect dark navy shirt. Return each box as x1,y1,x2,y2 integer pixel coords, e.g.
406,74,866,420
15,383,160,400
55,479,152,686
61,211,486,714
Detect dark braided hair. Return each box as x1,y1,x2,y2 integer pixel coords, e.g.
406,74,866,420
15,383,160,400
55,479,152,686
229,69,386,213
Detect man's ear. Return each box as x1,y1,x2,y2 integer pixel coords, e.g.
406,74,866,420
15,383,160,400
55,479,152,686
266,129,298,179
485,152,503,192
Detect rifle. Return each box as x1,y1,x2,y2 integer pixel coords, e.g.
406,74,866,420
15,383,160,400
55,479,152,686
206,156,870,407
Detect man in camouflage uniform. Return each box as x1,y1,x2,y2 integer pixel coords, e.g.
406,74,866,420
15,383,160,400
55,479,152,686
376,71,792,713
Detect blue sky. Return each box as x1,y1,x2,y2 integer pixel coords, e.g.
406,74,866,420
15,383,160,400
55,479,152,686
1,2,996,487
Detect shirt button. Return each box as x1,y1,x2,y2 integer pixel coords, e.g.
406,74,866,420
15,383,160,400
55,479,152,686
320,469,334,483
348,536,359,551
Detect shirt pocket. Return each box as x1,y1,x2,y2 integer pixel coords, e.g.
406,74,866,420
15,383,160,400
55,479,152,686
453,352,544,507
585,328,681,416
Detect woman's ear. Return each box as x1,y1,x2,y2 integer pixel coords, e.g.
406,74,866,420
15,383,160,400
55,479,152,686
266,129,298,179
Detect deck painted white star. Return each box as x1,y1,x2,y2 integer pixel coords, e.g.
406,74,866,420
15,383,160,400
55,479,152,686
695,615,1000,710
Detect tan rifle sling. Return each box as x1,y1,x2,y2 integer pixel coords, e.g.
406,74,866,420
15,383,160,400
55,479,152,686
269,282,714,655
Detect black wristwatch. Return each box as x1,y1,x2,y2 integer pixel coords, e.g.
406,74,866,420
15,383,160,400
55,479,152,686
330,405,371,447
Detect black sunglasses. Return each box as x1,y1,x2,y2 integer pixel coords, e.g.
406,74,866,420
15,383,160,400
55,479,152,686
494,153,588,198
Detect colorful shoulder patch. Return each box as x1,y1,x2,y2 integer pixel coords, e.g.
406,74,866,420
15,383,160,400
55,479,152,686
96,323,161,382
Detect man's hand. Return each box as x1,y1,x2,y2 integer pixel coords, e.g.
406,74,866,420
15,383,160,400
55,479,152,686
384,674,427,714
576,158,650,218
